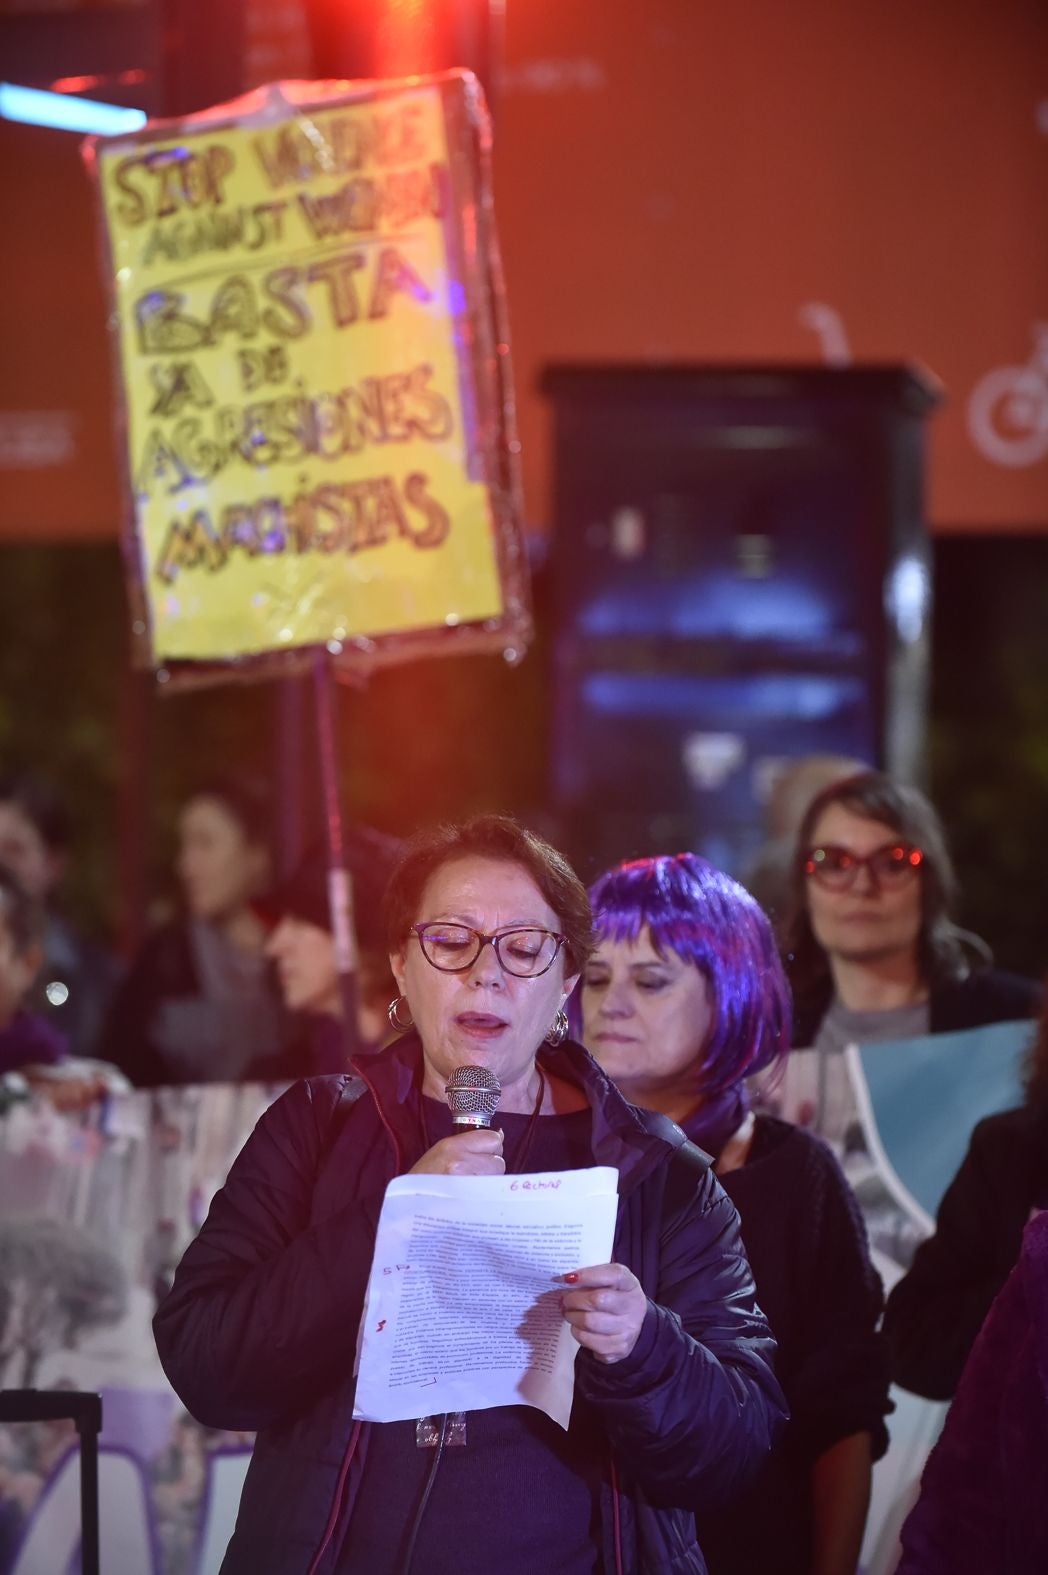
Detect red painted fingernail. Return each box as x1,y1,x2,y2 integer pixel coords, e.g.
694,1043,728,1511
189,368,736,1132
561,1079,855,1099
561,1272,579,1283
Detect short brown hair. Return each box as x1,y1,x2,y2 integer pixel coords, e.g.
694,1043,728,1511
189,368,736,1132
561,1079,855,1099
382,815,593,973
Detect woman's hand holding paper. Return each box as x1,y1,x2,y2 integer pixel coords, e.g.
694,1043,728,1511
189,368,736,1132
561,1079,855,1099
558,1262,647,1364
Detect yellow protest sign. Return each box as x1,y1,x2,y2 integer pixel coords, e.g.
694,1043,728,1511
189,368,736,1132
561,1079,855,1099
87,73,528,679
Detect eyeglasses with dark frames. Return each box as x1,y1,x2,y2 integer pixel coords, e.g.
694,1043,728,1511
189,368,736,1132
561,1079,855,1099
408,922,567,978
804,842,925,891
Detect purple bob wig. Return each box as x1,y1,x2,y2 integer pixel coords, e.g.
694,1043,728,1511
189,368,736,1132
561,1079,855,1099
583,852,792,1097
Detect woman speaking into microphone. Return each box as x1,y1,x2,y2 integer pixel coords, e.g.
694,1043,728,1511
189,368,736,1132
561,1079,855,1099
154,816,785,1574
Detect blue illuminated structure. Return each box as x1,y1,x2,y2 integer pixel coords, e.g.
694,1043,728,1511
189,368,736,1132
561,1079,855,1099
542,363,941,878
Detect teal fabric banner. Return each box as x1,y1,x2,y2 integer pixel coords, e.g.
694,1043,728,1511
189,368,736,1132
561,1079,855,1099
851,1018,1032,1220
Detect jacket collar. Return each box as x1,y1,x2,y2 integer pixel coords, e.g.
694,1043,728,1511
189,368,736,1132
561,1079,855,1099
350,1031,676,1194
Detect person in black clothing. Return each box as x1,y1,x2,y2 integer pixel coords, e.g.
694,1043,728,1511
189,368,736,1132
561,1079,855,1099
101,778,288,1086
893,1211,1048,1575
0,772,120,1060
581,851,889,1575
0,861,127,1112
153,816,786,1574
883,978,1048,1400
0,861,67,1078
258,829,402,1067
782,771,1040,1054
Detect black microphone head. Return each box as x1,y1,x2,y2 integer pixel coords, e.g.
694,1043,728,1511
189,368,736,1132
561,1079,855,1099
445,1065,501,1128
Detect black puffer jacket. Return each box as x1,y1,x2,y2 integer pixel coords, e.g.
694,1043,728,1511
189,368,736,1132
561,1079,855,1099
154,1034,787,1573
884,1103,1048,1399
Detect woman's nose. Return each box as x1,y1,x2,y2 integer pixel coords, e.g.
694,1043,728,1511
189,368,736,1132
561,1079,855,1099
467,938,504,987
599,982,633,1017
851,862,880,896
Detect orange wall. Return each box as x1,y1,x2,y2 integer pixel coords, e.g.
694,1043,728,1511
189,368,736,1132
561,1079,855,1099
1,0,1045,539
495,0,1048,531
0,119,121,541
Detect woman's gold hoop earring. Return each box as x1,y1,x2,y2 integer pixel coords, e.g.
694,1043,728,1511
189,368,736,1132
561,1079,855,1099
545,1008,569,1047
387,995,414,1033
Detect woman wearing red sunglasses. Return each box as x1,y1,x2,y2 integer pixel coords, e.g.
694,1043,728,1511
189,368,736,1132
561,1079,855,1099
782,771,1039,1056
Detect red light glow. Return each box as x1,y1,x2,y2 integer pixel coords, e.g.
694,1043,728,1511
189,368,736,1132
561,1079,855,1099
373,0,442,79
50,69,148,95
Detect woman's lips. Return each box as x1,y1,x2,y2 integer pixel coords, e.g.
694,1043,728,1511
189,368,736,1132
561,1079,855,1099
455,1012,508,1037
592,1031,636,1044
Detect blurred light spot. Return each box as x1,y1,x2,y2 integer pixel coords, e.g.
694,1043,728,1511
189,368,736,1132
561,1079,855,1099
0,81,146,134
885,553,930,644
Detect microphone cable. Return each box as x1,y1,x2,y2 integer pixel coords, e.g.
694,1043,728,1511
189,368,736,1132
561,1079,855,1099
399,1411,450,1575
399,1066,498,1573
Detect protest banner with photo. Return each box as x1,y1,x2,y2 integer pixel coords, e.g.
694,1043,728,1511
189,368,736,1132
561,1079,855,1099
0,1083,283,1575
84,72,529,684
757,1019,1032,1276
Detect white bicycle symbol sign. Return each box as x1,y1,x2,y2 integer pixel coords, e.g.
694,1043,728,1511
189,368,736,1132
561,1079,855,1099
967,325,1048,468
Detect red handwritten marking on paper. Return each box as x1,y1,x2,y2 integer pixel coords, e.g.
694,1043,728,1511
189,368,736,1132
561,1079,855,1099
509,1178,562,1192
421,1377,437,1387
381,1263,412,1274
376,1319,386,1332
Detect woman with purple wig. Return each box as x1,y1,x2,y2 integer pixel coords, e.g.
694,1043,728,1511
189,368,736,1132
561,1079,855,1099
580,853,890,1575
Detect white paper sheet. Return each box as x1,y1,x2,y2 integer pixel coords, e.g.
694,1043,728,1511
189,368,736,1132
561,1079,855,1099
352,1166,619,1430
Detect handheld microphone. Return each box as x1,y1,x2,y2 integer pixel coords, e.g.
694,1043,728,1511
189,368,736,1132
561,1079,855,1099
445,1065,501,1129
